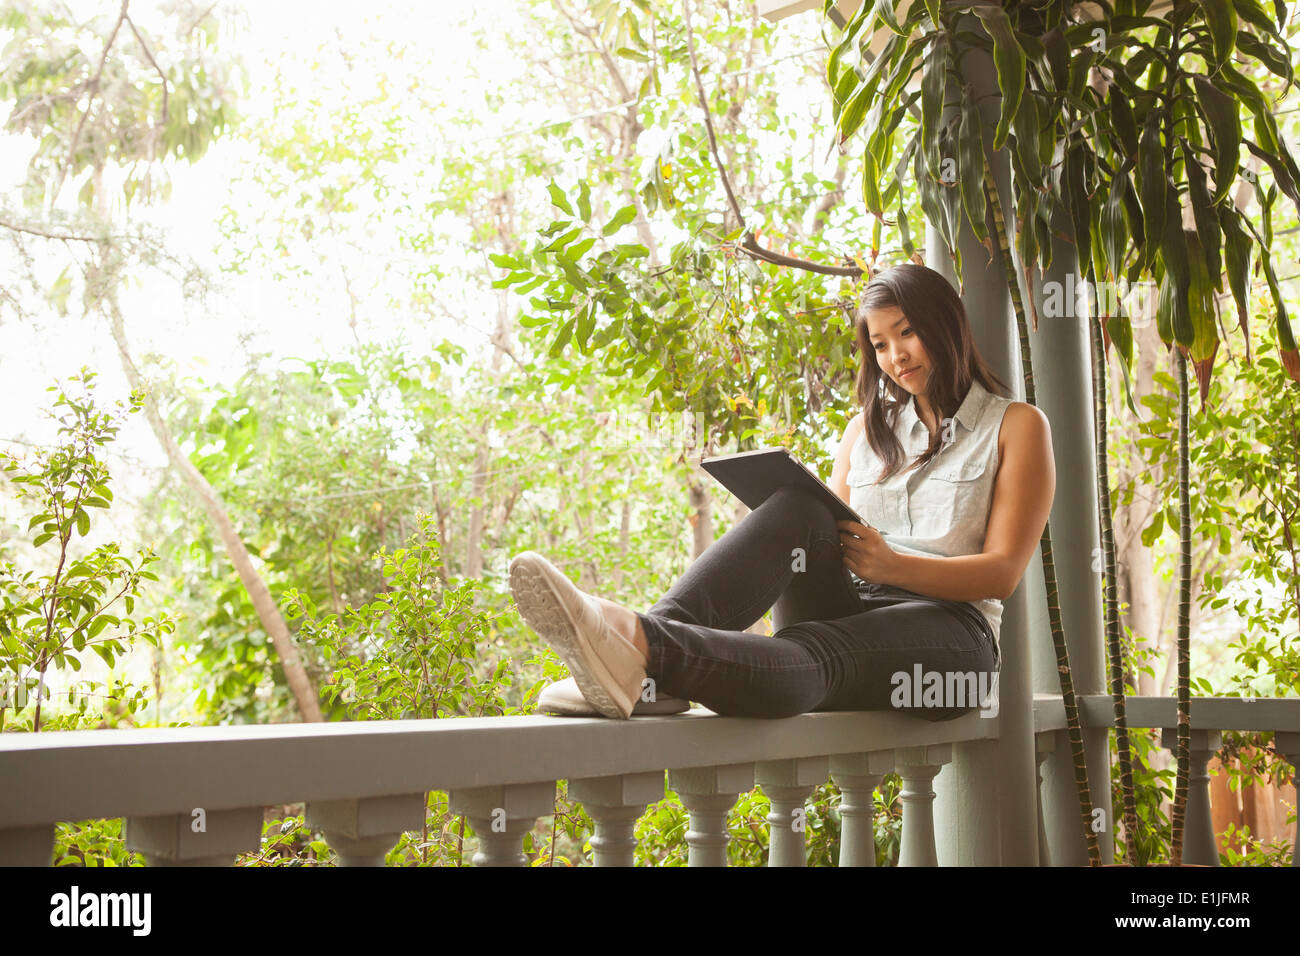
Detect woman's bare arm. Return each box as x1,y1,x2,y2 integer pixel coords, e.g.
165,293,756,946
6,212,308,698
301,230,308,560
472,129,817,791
829,413,865,506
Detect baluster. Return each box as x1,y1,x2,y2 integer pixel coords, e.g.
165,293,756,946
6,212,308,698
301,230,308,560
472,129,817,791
894,744,952,867
0,824,55,866
448,782,555,866
755,757,828,867
306,793,426,866
1275,732,1300,868
1161,727,1223,866
668,763,754,867
1036,733,1053,867
829,750,894,867
124,807,263,866
568,772,664,867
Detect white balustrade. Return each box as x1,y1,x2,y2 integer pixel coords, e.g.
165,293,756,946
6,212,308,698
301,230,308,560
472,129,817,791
568,771,665,866
755,756,829,867
669,763,754,867
3,697,1297,867
1159,727,1223,866
124,807,263,867
829,750,894,867
447,782,557,867
306,794,427,866
894,744,953,867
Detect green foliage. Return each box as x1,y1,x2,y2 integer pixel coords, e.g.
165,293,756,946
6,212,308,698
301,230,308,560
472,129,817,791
633,788,690,866
284,514,513,721
0,370,172,733
279,517,522,865
51,818,144,867
1120,319,1300,699
1219,822,1294,866
824,0,1300,398
236,811,337,867
497,174,864,465
1110,725,1175,865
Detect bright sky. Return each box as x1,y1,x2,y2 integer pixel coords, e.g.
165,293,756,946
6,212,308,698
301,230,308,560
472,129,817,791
1,0,533,448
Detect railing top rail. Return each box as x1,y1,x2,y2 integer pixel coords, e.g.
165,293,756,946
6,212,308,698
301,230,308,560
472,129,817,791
1033,694,1300,734
0,706,997,828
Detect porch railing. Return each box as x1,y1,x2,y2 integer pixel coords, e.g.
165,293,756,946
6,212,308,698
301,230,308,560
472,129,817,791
2,697,1297,866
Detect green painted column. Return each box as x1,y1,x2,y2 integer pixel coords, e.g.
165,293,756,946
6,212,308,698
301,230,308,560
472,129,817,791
927,7,1038,866
1029,201,1113,865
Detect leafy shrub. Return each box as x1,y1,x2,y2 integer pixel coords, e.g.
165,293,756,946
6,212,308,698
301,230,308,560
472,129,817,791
0,370,171,734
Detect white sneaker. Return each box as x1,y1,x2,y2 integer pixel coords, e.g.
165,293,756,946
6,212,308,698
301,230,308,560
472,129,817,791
509,551,648,719
537,676,691,717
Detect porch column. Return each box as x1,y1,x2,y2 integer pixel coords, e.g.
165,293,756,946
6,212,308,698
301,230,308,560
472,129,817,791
928,6,1037,866
1030,201,1112,865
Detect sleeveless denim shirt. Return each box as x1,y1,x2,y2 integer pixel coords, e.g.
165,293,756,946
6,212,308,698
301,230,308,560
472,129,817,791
846,379,1015,656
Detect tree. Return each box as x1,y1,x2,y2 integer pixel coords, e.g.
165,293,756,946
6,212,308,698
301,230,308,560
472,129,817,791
0,0,323,721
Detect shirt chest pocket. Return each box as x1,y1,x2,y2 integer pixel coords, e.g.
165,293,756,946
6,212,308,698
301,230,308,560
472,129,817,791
910,457,990,538
846,464,903,533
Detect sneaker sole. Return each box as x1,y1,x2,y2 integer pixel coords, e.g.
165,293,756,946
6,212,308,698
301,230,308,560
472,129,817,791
539,681,692,718
509,554,635,719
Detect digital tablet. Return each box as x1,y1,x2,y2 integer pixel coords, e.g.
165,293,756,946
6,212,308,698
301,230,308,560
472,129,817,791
699,446,868,528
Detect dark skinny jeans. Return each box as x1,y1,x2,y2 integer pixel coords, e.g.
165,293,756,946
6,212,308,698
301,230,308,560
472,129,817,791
635,486,999,720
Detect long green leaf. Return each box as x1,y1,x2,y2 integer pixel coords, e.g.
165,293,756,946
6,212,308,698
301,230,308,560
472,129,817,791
1011,91,1044,187
836,34,902,140
1191,74,1241,204
1235,30,1293,86
1179,137,1222,285
1120,170,1145,264
1218,203,1253,336
1183,229,1219,363
1232,0,1283,38
1066,143,1093,279
1110,87,1139,159
959,85,990,250
969,2,1025,150
920,30,949,172
1138,116,1167,270
827,2,872,83
1161,202,1195,347
1102,173,1128,281
1041,25,1070,91
1245,138,1300,212
869,0,905,35
827,1,875,107
1196,0,1238,66
862,145,884,215
1257,230,1298,352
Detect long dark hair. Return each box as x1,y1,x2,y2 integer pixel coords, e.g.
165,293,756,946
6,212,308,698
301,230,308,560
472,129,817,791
853,263,1011,482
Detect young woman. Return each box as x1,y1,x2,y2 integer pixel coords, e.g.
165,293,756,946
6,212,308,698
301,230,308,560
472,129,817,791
509,263,1056,720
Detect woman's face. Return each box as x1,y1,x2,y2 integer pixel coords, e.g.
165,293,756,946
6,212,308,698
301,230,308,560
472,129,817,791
865,305,930,395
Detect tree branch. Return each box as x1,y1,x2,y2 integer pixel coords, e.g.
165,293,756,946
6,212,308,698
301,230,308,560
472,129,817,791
683,0,744,233
0,217,103,243
124,10,168,145
681,0,864,280
740,233,863,276
57,0,131,202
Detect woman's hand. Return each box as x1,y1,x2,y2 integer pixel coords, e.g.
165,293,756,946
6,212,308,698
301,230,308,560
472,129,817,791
836,520,898,586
